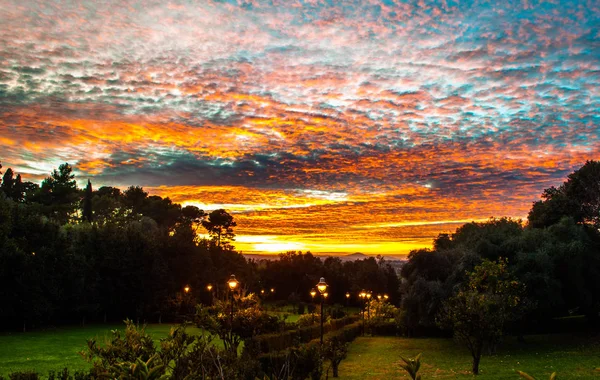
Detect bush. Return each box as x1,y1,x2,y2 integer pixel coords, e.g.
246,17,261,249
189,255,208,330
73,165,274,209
7,372,39,380
296,313,319,327
47,369,92,380
257,343,322,380
297,302,306,315
327,304,346,319
368,320,398,336
249,315,359,355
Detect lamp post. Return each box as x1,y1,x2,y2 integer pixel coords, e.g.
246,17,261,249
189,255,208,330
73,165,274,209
317,277,328,345
345,292,350,309
366,291,372,320
206,284,213,305
227,274,238,349
359,291,366,335
384,294,389,301
310,289,317,324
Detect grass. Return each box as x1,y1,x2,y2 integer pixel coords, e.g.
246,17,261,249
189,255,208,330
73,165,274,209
0,323,206,376
336,334,600,379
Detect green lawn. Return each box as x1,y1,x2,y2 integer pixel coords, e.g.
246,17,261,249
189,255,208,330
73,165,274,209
0,323,206,376
336,335,600,379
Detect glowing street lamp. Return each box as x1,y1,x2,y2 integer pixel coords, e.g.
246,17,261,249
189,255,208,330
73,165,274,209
270,288,275,293
206,284,213,305
384,294,389,301
228,275,239,290
366,292,372,319
359,291,367,335
310,289,317,298
316,277,328,344
184,285,190,293
377,295,382,301
227,274,238,349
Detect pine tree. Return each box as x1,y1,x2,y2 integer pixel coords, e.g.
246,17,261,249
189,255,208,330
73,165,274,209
82,179,93,222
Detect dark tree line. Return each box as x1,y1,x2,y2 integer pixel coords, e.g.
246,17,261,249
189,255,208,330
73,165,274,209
400,160,600,337
0,163,251,330
0,162,400,331
256,251,401,306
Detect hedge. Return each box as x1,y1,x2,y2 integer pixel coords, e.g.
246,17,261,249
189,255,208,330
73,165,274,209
367,320,399,336
248,315,358,355
257,321,362,379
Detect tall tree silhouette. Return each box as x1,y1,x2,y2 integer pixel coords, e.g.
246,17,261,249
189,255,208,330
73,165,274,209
0,168,24,202
39,163,79,224
202,209,236,248
82,179,93,222
529,160,600,228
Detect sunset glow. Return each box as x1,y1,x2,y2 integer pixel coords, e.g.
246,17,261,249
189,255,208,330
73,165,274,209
1,0,599,255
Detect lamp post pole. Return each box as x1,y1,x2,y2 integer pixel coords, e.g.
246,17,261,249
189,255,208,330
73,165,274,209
359,291,366,336
227,274,238,352
207,284,213,305
317,277,328,345
366,292,372,320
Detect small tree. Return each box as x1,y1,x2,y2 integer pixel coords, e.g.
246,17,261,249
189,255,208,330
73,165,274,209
323,336,349,378
437,258,525,375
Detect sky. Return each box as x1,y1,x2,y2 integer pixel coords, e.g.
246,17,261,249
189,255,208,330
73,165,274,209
0,0,599,255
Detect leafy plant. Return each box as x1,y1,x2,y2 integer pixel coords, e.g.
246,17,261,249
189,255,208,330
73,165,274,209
399,353,422,380
517,371,557,380
100,354,167,380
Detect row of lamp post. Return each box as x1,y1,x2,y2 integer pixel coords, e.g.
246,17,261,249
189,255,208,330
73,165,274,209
187,275,390,345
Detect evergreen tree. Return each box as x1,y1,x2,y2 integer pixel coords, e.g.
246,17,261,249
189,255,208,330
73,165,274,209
82,179,93,222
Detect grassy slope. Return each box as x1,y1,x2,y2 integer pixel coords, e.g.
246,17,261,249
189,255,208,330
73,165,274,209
0,324,205,375
336,335,600,379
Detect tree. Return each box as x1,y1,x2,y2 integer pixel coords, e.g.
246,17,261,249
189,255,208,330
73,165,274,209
0,168,24,202
82,179,93,222
202,209,237,248
323,336,348,378
529,160,600,229
437,258,525,375
39,163,79,224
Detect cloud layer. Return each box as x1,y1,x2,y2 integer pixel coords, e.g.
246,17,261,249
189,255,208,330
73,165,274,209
1,0,599,254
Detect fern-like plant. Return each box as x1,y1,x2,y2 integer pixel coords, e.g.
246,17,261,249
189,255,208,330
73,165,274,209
517,371,557,380
399,353,422,380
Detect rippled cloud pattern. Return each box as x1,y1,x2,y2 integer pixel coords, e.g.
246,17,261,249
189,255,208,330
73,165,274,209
1,0,599,254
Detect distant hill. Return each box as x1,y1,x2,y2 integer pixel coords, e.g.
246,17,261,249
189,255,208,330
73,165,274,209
243,252,406,262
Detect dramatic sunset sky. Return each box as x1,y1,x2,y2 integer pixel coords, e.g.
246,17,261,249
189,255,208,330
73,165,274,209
1,0,599,255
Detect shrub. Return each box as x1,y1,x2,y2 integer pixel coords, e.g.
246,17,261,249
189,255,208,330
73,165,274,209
327,304,346,319
399,353,422,380
297,302,306,315
296,313,319,327
368,320,398,336
249,315,358,355
7,372,39,380
257,343,322,380
518,371,557,379
47,369,92,380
